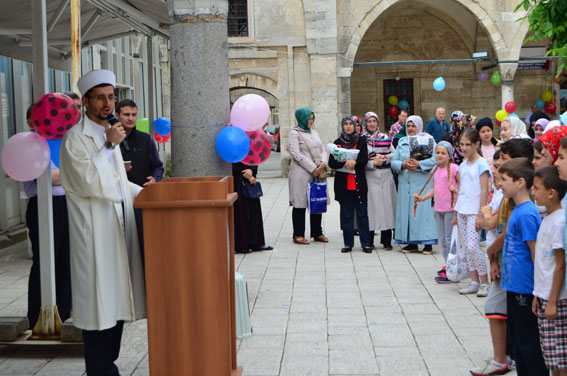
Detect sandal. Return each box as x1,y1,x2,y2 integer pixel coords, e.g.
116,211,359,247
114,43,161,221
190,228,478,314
293,236,310,245
341,247,352,253
313,234,329,243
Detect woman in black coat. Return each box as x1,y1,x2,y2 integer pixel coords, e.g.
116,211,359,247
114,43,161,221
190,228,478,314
328,116,373,254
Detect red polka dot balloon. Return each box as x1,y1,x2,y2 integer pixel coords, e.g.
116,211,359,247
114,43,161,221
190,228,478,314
242,130,271,166
504,101,516,114
31,93,80,140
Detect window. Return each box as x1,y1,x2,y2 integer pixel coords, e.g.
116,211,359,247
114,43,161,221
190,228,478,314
0,57,15,138
228,0,248,37
383,79,413,131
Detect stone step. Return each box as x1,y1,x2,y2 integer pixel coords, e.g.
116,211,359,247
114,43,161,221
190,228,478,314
61,318,83,342
0,316,29,341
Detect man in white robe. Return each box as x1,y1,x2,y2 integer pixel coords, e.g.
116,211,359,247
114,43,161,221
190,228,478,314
60,69,146,375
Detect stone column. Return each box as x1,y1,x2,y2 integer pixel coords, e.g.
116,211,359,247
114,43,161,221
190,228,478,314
499,63,518,107
168,0,231,177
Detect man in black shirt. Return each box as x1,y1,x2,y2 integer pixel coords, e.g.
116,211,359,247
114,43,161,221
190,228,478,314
117,99,164,266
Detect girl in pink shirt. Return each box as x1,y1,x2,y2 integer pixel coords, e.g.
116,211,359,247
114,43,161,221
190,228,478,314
414,141,459,282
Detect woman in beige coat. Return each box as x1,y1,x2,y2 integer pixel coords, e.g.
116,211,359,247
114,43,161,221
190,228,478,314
288,107,329,244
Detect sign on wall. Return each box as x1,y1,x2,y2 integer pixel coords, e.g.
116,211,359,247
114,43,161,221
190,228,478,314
518,46,547,70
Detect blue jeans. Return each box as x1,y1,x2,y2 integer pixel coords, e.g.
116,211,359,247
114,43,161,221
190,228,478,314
340,190,371,248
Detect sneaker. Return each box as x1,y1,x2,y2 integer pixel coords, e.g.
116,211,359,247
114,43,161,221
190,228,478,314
437,266,446,276
470,359,511,376
422,245,433,255
477,284,490,297
458,283,480,295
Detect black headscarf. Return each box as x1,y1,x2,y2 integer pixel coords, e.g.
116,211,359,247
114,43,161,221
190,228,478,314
338,115,359,149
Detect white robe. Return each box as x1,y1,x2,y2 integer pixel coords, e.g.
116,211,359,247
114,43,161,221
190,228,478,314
60,117,146,331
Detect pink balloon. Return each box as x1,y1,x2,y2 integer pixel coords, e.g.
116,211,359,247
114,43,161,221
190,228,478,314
241,130,271,166
31,93,80,140
1,132,51,181
230,94,271,132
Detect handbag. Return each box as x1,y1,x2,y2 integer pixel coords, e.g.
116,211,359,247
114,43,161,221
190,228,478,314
446,225,470,281
296,131,332,179
241,178,263,199
308,178,327,214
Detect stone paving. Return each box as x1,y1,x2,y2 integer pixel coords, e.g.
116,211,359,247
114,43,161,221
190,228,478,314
0,173,516,375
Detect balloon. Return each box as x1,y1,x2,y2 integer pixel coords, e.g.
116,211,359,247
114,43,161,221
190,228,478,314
1,132,51,182
215,126,250,163
504,101,516,114
154,132,170,143
230,94,270,132
388,106,399,118
560,111,567,126
491,70,501,85
388,95,398,106
478,70,489,82
542,91,553,102
545,102,556,114
433,77,445,91
31,93,80,140
136,118,150,134
397,100,409,110
536,99,546,109
495,110,509,122
242,130,271,166
153,117,171,136
508,113,520,119
495,119,502,127
47,139,62,168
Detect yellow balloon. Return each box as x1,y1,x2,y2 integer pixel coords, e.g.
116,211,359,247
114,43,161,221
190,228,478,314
388,95,398,106
542,91,553,102
495,110,509,122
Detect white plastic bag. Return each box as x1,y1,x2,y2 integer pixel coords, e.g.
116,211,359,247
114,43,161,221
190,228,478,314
446,225,470,281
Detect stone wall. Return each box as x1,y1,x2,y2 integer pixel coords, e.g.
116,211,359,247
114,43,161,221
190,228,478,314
223,0,549,176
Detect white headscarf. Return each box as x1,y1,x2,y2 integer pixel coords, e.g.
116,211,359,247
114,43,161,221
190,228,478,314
543,120,562,134
407,115,426,136
506,116,530,139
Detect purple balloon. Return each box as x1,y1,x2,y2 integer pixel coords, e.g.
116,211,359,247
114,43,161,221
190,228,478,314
230,94,271,132
478,70,489,82
1,132,51,182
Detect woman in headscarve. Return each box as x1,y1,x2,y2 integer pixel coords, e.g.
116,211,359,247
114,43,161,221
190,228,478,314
287,107,329,245
476,117,498,166
391,115,438,253
534,118,550,139
528,110,550,138
499,116,530,142
363,112,396,250
328,116,373,253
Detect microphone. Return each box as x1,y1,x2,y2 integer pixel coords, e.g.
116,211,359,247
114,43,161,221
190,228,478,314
107,114,129,153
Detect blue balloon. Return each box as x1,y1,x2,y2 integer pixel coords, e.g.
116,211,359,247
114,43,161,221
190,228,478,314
508,113,520,119
47,139,62,168
433,77,445,92
535,99,545,109
216,127,250,163
398,100,409,110
154,117,171,136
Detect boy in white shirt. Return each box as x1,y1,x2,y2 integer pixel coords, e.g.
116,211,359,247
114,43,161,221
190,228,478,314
531,165,567,375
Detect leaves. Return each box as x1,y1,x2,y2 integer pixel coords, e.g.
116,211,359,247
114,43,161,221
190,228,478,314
516,0,567,77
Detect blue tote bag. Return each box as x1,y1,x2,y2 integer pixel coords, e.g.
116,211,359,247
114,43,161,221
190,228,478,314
308,178,327,214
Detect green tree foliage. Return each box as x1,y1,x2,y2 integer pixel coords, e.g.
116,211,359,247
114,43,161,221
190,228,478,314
516,0,567,76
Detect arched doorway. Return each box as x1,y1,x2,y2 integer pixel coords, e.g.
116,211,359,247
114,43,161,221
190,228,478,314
349,0,500,132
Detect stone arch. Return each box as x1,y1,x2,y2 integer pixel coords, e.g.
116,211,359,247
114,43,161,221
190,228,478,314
506,16,532,61
342,0,507,73
229,73,279,100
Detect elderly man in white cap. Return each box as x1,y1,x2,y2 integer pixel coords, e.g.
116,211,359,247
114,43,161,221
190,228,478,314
59,69,146,375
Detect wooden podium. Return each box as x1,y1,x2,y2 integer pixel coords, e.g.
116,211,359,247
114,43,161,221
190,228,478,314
135,176,242,375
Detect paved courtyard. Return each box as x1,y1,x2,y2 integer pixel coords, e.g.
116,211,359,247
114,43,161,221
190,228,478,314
0,167,514,375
